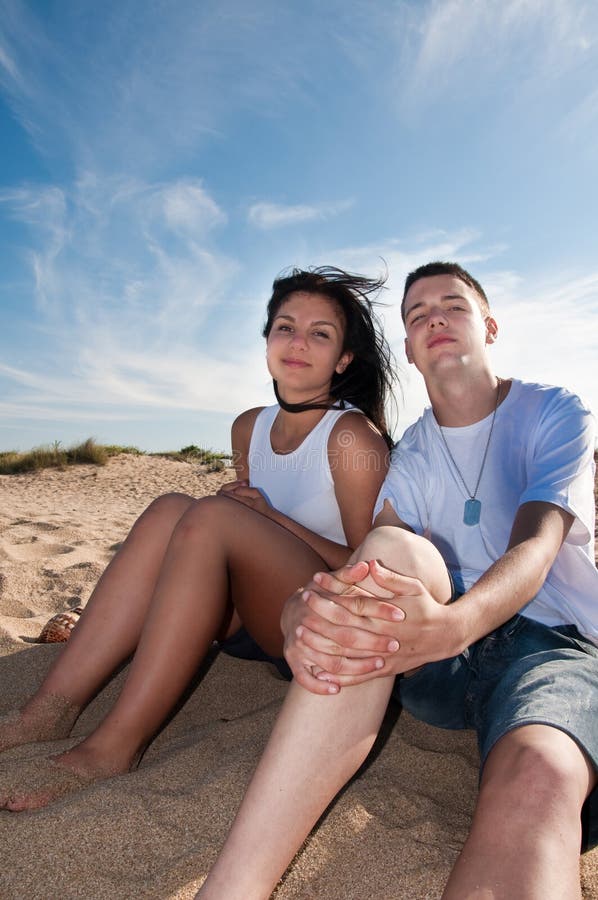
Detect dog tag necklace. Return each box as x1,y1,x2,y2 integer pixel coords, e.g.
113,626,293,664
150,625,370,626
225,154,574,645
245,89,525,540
438,378,502,526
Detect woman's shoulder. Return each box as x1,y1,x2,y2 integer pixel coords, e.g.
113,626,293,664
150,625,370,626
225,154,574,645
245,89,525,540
328,409,388,455
233,406,267,428
231,406,267,446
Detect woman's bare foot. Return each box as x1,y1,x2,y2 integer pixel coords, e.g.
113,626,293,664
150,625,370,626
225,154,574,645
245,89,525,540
0,756,96,811
0,738,140,811
1,736,143,811
0,693,80,754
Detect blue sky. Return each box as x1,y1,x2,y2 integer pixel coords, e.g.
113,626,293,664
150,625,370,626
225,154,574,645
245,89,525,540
1,0,597,453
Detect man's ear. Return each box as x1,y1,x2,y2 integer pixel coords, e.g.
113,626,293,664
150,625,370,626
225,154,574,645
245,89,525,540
404,337,414,364
485,316,498,344
335,351,353,374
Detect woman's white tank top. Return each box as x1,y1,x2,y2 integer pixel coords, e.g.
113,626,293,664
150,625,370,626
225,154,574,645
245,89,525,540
248,404,356,545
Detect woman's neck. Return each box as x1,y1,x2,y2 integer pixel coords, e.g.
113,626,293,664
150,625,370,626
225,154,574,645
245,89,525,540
270,405,330,454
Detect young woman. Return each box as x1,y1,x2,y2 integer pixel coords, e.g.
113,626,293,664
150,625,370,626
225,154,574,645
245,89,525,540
0,266,396,810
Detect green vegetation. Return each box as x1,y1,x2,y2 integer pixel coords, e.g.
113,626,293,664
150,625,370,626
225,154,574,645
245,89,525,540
102,444,144,457
0,438,109,474
154,444,230,472
0,439,231,475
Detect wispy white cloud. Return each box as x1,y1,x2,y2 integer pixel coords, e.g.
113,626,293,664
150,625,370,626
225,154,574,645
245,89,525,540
0,0,383,175
393,0,598,118
0,173,274,428
491,270,598,411
0,38,20,83
247,199,352,229
314,229,598,433
1,200,597,446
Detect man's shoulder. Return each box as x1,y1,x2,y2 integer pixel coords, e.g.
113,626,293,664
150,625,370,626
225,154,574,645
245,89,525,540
390,409,437,472
509,379,593,423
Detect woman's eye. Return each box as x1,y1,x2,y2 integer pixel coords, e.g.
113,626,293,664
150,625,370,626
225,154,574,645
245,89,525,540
277,324,293,332
313,330,330,339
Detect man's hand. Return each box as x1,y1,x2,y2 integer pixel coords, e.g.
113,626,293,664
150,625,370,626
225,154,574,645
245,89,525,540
284,559,465,691
281,561,407,694
316,560,465,684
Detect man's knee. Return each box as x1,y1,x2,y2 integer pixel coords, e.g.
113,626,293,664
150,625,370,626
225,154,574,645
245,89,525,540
361,526,424,567
360,526,450,601
481,726,591,815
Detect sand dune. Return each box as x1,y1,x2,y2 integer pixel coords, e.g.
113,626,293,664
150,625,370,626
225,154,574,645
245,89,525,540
0,454,596,899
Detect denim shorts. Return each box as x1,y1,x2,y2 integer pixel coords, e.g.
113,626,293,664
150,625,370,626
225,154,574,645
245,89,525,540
218,627,292,680
395,613,598,850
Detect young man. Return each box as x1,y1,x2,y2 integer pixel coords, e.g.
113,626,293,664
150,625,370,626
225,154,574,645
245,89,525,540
199,262,598,899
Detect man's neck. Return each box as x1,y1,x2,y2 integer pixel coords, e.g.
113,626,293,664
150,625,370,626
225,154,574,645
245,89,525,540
427,371,504,427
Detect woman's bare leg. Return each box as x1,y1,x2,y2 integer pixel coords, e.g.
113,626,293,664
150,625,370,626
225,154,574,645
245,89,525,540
1,497,328,809
0,493,195,754
199,526,451,898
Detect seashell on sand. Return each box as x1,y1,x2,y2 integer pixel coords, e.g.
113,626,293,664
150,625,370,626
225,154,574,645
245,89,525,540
38,607,84,643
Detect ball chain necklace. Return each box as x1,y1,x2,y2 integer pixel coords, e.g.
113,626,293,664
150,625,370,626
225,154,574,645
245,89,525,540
437,377,502,527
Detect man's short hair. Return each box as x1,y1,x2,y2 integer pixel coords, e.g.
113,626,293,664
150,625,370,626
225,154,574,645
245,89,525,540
401,261,490,321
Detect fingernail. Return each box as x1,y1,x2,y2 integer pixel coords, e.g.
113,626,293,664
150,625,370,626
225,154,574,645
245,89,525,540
391,609,405,621
374,658,384,669
301,590,310,601
327,684,339,694
296,626,304,638
387,640,399,652
313,572,323,584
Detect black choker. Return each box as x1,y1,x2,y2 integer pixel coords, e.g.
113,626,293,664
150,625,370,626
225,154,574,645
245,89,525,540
273,381,345,414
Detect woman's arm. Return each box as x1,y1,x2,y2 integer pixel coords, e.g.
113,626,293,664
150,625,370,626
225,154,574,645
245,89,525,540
229,408,262,480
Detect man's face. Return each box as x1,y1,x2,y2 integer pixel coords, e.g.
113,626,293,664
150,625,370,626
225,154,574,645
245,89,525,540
403,274,497,376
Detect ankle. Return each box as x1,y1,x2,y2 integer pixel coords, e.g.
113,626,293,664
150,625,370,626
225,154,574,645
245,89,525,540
21,692,81,737
68,732,145,774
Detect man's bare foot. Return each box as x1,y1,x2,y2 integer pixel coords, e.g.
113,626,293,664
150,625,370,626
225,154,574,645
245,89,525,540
0,694,80,755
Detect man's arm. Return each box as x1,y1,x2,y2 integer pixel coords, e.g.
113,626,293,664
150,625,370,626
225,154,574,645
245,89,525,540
287,501,574,689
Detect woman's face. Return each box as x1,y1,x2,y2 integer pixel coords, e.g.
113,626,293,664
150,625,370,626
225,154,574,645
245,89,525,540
266,291,353,403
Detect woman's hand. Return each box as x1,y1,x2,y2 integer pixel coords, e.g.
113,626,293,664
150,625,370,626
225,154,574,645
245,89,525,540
217,480,272,517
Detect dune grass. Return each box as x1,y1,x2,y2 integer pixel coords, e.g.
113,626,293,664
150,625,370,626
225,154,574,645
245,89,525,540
0,438,110,474
156,444,229,471
0,439,230,475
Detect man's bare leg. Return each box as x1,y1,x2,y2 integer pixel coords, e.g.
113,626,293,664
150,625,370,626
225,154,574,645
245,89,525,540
443,724,596,900
198,675,395,900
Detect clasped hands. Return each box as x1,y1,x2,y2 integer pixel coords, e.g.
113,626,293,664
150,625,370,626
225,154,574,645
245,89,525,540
282,559,458,694
217,479,271,517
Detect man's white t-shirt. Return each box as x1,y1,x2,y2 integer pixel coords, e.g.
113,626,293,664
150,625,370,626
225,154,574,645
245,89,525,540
375,379,598,644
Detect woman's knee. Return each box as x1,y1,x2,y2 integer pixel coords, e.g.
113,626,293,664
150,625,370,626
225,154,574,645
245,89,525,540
171,494,234,543
132,493,196,540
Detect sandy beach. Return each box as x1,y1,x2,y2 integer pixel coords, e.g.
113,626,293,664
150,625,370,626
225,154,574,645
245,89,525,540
0,453,596,899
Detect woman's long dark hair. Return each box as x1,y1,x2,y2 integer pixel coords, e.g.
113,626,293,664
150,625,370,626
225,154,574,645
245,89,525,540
263,266,397,448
